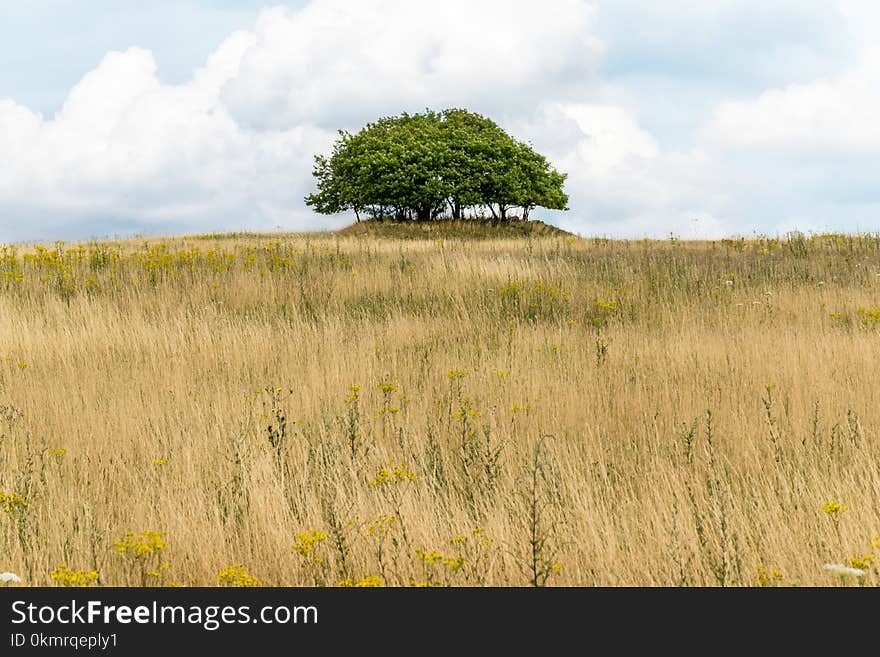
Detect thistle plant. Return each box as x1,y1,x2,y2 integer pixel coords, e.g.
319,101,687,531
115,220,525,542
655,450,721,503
343,385,363,458
517,436,565,587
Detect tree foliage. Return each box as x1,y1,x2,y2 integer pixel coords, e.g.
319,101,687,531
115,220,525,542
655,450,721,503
305,109,568,222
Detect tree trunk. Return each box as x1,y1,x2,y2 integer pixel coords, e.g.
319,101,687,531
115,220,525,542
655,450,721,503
523,205,531,221
499,205,508,221
488,204,498,220
354,208,361,223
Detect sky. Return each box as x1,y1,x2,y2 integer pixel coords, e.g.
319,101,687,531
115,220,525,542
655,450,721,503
1,0,879,241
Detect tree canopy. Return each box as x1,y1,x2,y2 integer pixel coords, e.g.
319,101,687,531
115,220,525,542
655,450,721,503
305,109,568,222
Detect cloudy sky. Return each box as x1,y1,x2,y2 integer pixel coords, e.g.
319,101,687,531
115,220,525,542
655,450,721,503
1,0,878,241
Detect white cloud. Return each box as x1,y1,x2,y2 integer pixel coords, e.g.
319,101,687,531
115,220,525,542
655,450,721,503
513,103,735,237
704,0,880,158
221,1,603,129
0,43,335,238
706,49,880,156
2,0,879,241
0,0,607,241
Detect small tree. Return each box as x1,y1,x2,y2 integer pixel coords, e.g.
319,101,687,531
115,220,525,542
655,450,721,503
306,109,568,222
439,108,501,219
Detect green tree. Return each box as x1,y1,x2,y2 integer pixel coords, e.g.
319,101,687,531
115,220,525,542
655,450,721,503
305,109,568,222
438,108,500,219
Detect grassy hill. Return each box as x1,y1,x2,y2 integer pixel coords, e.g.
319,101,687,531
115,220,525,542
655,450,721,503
336,218,573,239
185,219,572,244
2,230,880,586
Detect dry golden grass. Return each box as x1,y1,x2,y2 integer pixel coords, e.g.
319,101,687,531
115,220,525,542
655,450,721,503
1,227,880,587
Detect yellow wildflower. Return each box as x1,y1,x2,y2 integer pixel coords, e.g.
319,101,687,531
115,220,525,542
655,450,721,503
822,501,847,528
50,565,100,588
415,549,444,565
369,463,417,487
292,529,328,564
755,566,784,587
849,555,876,571
377,382,398,395
442,556,466,572
338,575,382,588
113,530,166,558
218,565,261,587
0,491,28,514
366,515,397,537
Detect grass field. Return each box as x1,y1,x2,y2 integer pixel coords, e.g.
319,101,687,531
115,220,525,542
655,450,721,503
1,222,880,587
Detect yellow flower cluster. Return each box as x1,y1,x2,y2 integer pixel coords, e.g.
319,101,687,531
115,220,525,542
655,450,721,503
511,401,534,414
1,239,373,299
376,382,398,395
454,398,480,421
344,384,360,403
858,306,880,327
447,370,467,381
451,527,493,549
292,529,328,564
498,281,523,298
0,491,28,514
822,501,848,528
589,298,619,328
416,549,466,572
338,575,382,587
375,380,408,417
218,565,261,587
366,514,397,537
754,566,784,587
369,464,417,487
533,281,571,301
498,281,571,324
145,563,171,579
416,549,443,565
113,530,167,559
444,556,466,572
822,501,847,514
50,565,100,587
848,555,876,572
